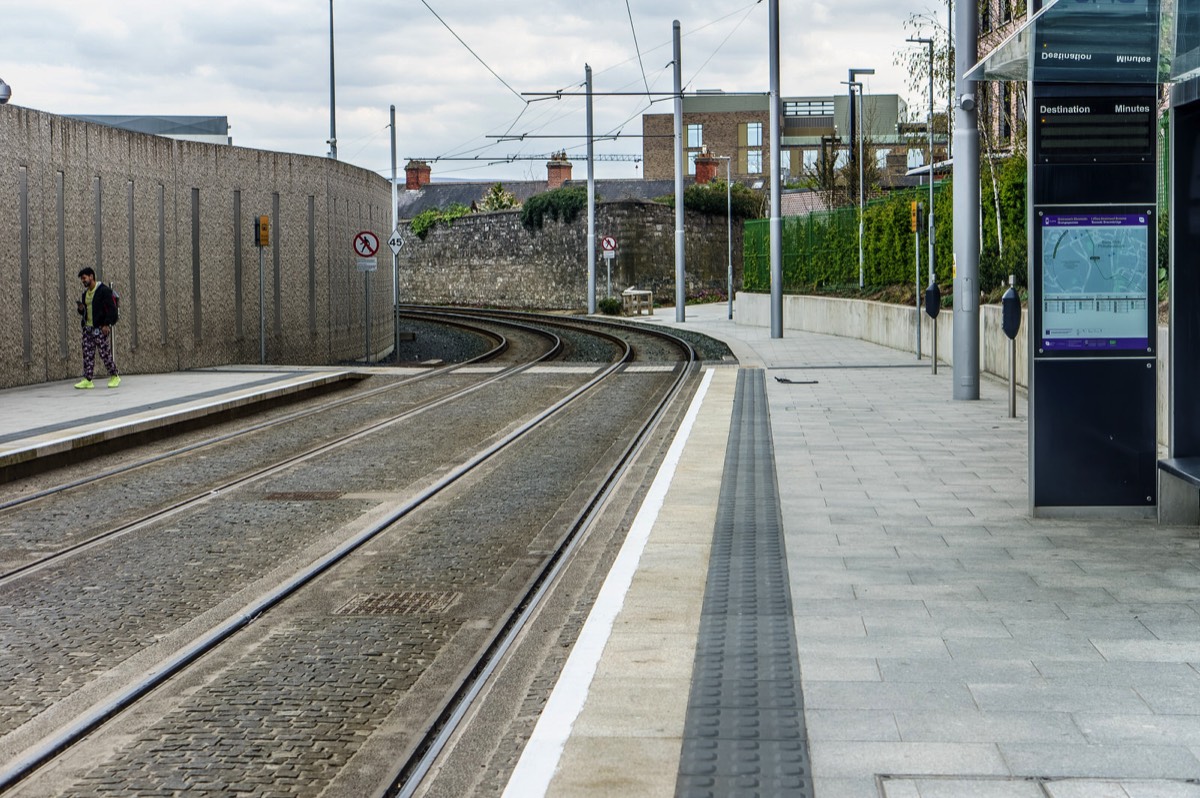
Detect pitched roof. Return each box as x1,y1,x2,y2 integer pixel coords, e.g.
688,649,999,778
397,178,677,219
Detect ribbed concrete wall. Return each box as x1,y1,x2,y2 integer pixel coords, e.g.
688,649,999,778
735,292,1170,446
0,105,393,389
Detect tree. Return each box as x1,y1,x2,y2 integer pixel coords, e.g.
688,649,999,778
895,9,954,148
479,182,519,211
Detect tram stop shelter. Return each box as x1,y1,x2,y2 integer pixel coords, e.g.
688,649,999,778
969,0,1200,521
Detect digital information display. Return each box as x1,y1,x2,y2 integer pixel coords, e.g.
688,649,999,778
1040,212,1151,351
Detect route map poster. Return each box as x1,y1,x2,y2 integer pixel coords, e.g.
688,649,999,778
1039,212,1151,352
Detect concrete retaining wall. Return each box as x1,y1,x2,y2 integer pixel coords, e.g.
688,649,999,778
1,105,394,389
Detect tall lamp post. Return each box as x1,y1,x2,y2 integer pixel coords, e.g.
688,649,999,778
328,0,337,159
846,68,874,288
907,37,935,286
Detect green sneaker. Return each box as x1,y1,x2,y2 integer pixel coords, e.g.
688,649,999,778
107,376,121,388
74,379,94,390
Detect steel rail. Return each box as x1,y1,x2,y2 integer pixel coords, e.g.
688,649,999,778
0,316,514,515
381,320,699,798
0,315,639,792
0,319,563,586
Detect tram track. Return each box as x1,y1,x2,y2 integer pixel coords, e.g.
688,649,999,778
0,316,563,582
0,311,701,797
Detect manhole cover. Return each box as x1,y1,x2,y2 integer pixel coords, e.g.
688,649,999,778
336,591,460,615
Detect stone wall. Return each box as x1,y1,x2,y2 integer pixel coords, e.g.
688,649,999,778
0,105,393,389
397,199,743,310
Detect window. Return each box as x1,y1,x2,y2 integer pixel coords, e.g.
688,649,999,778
746,122,763,147
747,150,763,174
981,0,992,32
803,150,819,171
785,99,835,117
1001,83,1013,142
687,151,698,175
687,124,703,149
875,148,891,170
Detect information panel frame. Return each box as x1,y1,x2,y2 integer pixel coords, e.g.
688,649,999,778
1032,204,1156,358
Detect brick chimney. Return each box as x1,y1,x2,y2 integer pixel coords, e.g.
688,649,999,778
546,152,572,189
694,147,721,184
405,160,431,190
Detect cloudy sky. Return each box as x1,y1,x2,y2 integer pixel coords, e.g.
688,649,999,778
1,0,947,182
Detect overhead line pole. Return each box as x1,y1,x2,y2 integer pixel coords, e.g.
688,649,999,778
769,0,782,338
328,0,337,159
673,20,686,323
586,64,597,315
391,105,400,360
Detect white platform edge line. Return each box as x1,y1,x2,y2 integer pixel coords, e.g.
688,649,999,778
501,366,716,798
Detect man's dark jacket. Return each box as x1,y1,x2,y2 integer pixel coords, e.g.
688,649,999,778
79,283,118,328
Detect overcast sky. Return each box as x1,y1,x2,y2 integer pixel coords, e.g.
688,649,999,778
1,0,947,182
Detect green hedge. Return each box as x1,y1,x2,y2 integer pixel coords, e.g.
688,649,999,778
744,153,1028,296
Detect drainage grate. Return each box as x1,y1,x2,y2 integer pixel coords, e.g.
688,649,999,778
335,591,460,616
262,491,344,501
675,368,814,798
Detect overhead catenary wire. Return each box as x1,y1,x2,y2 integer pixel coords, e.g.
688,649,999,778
405,1,766,177
419,0,526,104
625,0,652,98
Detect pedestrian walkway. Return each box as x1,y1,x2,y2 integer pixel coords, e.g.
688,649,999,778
510,302,1200,798
0,367,360,480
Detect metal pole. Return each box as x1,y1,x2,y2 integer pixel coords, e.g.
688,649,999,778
328,0,337,159
769,0,783,338
953,0,982,400
672,22,686,323
848,68,874,289
586,65,597,315
1008,277,1017,418
858,85,865,288
915,226,922,360
932,315,938,374
365,271,371,363
259,246,266,364
726,157,733,320
927,39,934,287
391,104,399,361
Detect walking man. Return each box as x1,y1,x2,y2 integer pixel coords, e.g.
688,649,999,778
75,266,120,389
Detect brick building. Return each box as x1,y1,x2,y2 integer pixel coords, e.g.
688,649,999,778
641,90,927,189
976,0,1030,153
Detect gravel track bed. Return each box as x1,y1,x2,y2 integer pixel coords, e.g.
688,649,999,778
8,370,682,797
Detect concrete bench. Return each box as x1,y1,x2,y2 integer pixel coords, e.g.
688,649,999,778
1158,457,1200,524
622,288,653,316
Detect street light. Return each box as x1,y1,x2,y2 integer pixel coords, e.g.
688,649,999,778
714,155,734,319
845,69,873,288
907,37,935,287
328,0,337,159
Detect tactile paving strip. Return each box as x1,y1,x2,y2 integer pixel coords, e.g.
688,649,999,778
675,368,814,798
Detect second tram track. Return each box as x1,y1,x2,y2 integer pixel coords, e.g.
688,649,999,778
0,310,701,796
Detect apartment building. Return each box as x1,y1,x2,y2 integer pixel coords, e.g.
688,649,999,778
641,90,925,187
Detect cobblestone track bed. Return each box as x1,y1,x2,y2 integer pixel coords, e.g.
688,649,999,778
0,317,568,576
6,357,685,796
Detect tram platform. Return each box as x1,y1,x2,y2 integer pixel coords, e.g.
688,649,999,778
0,367,362,481
507,302,1200,798
3,305,1200,797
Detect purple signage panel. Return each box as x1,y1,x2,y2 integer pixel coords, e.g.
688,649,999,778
1040,212,1150,352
